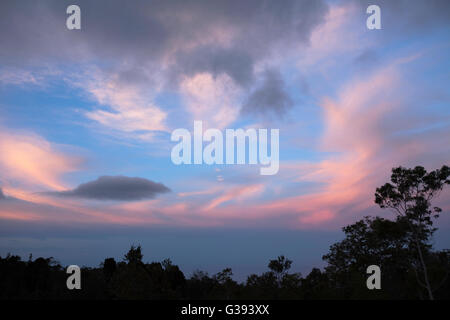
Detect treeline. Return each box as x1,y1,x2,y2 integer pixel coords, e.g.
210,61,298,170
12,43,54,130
0,238,448,300
0,166,449,300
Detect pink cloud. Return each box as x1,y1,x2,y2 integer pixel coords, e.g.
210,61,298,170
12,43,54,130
0,130,81,191
260,58,449,228
203,184,265,211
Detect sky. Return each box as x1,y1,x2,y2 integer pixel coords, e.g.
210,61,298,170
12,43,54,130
0,0,450,280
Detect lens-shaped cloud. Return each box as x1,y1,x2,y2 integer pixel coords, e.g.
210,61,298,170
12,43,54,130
52,176,170,201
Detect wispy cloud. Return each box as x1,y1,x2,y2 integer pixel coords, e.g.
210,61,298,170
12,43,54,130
180,72,241,129
0,130,81,191
74,69,168,140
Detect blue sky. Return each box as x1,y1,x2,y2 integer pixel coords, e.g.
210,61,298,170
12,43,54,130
0,0,449,278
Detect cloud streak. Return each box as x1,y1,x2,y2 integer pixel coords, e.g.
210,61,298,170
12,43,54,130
79,69,168,137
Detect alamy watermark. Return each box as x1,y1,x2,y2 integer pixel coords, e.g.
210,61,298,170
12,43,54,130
170,121,279,175
366,265,381,290
66,265,81,290
66,4,381,31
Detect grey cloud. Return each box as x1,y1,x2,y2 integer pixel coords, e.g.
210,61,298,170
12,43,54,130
0,188,5,200
53,176,170,201
2,0,449,89
0,0,328,87
241,69,293,117
174,47,254,87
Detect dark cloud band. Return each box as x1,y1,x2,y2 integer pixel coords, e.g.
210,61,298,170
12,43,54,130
52,176,170,201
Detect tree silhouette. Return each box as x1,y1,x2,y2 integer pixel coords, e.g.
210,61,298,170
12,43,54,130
323,217,413,298
268,255,292,284
124,245,143,265
375,165,450,299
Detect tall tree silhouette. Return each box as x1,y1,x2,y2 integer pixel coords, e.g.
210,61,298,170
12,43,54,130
323,216,413,298
375,165,450,299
